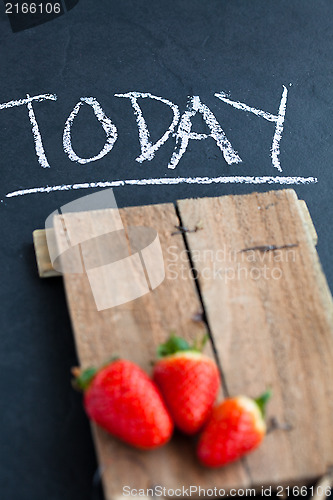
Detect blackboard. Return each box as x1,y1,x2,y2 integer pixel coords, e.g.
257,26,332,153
0,1,332,499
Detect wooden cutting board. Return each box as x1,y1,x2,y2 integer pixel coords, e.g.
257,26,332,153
33,189,333,499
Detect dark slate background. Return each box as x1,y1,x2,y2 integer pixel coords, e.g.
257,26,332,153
0,1,332,499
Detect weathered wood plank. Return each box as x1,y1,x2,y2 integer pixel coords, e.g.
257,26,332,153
177,189,333,488
33,200,318,279
52,203,249,500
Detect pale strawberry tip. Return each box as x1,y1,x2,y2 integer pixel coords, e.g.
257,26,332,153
197,392,272,468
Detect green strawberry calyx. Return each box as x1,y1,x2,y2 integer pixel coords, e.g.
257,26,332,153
72,366,98,391
72,356,119,391
254,389,272,418
157,333,209,358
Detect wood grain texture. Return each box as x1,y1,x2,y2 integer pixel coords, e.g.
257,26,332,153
52,203,249,500
178,189,333,488
33,200,317,279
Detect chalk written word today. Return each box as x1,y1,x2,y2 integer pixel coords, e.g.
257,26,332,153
1,86,317,199
1,88,287,170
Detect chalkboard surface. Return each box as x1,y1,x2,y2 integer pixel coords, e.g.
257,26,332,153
0,1,332,499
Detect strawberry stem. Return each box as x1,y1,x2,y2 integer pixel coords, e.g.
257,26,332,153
255,389,272,418
194,333,209,351
72,366,98,391
72,357,120,391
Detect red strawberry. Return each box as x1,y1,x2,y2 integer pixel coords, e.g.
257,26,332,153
73,359,173,449
153,335,220,435
197,391,271,467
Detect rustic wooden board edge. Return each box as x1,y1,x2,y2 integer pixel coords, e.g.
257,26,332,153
32,229,61,278
294,199,333,324
298,200,318,246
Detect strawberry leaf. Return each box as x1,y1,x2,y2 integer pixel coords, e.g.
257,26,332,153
157,333,209,358
157,334,191,357
72,366,98,391
255,389,272,418
72,357,120,391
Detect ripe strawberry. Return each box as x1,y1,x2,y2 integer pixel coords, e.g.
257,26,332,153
153,335,220,435
73,359,174,449
197,391,271,467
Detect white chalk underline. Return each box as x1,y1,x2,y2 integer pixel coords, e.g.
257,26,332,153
6,175,318,198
